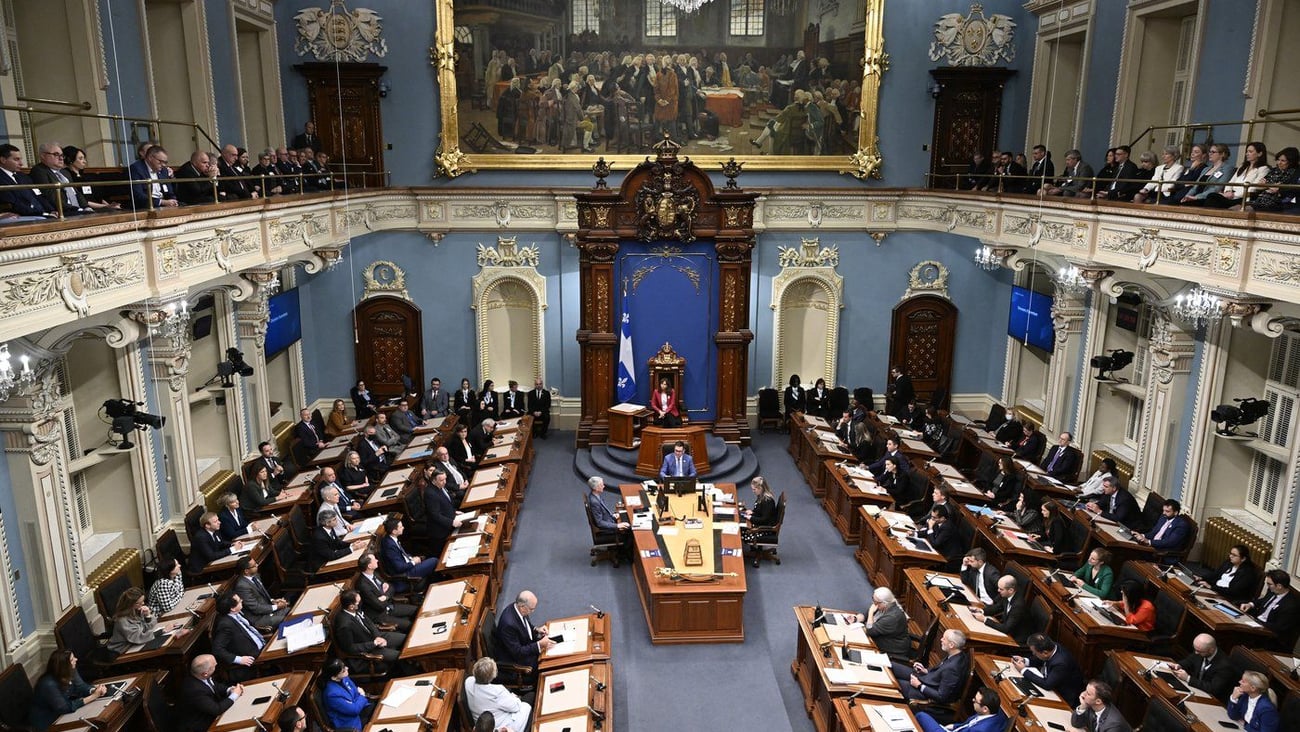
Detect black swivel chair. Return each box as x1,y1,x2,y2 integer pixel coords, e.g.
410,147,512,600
585,500,621,568
140,670,172,732
748,492,787,568
53,606,114,680
757,388,782,432
0,663,33,731
828,386,850,418
1140,695,1192,732
477,607,534,690
853,388,875,412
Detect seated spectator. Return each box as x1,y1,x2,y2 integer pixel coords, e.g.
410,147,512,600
1180,143,1233,205
1107,579,1156,631
30,142,92,215
379,518,440,585
1132,146,1185,203
29,648,109,732
251,149,282,195
1070,548,1115,599
1195,543,1261,605
1227,671,1280,732
1043,149,1093,197
61,146,121,212
147,557,186,616
915,686,1006,732
242,464,281,512
1202,141,1270,209
0,144,57,218
1012,633,1085,701
465,657,532,732
333,590,406,675
891,629,970,702
210,593,265,683
857,587,910,664
1241,569,1300,649
325,398,352,439
174,151,222,205
127,144,179,209
1239,146,1299,212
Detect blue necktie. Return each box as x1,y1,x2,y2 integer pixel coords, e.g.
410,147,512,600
234,613,264,648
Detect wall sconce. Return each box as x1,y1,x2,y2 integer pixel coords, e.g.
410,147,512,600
0,342,34,402
928,81,942,99
378,81,391,98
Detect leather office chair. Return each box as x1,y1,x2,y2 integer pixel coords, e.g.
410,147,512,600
1148,587,1187,657
748,492,786,568
1028,596,1052,638
183,503,206,541
141,670,172,732
1279,691,1300,730
306,684,343,732
853,388,874,412
1140,695,1190,732
0,663,33,731
828,386,850,418
477,607,534,691
326,612,388,686
909,618,940,662
96,569,134,623
757,388,782,432
268,530,309,592
1055,518,1091,571
457,681,477,732
1099,651,1121,692
54,606,115,679
927,387,950,412
585,500,621,568
907,655,973,724
285,504,312,551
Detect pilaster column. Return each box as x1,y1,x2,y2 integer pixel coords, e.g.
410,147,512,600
132,304,201,512
1044,289,1087,433
231,267,280,454
1180,318,1229,516
1133,312,1196,493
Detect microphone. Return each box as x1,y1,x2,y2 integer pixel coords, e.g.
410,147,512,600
589,604,605,619
589,676,607,692
456,600,472,617
587,705,606,721
272,681,289,702
1140,658,1162,680
431,681,448,699
846,687,870,701
187,607,202,620
464,583,478,594
417,713,436,729
84,720,103,731
253,718,269,732
992,664,1008,682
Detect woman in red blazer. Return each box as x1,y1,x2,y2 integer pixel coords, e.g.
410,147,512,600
651,378,681,427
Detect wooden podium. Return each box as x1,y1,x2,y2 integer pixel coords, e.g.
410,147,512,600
607,403,652,449
635,425,711,477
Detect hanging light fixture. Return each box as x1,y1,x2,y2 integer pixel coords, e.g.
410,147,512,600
159,300,191,349
658,0,710,13
974,245,1002,272
1054,265,1089,296
1173,286,1223,326
0,342,35,402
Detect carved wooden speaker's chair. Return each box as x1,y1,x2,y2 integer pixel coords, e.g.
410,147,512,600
647,342,687,423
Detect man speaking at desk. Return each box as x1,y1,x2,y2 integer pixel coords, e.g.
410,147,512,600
660,441,697,479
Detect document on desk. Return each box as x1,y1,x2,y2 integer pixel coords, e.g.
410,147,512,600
866,705,916,732
443,536,482,567
625,495,642,508
925,574,962,591
822,623,869,645
380,684,417,708
545,618,589,656
285,617,326,653
540,668,590,713
422,580,468,611
806,415,831,428
657,526,679,536
349,515,386,537
846,464,873,479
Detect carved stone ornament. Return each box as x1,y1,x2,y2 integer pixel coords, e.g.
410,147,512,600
628,246,702,294
476,237,540,268
902,260,951,301
294,0,387,62
635,137,699,244
362,260,410,300
0,253,144,318
929,3,1017,67
778,238,840,269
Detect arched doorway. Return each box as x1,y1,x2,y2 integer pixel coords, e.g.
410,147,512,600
888,295,958,406
354,295,423,400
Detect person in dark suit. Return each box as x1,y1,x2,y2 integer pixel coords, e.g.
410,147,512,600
806,378,830,421
378,518,440,584
294,408,327,458
1025,145,1055,194
1031,501,1070,554
659,440,697,478
1013,634,1085,702
216,493,253,542
333,590,405,674
423,470,464,560
1070,680,1133,732
1013,423,1047,462
27,648,109,732
858,587,911,664
210,594,265,683
496,590,556,673
868,438,908,477
311,511,362,567
1044,149,1094,197
0,144,57,218
916,506,958,564
1196,544,1262,605
917,687,1006,732
447,423,479,476
1242,569,1300,650
356,426,391,483
390,400,423,442
422,377,450,419
1040,432,1081,480
992,151,1028,193
30,143,91,215
586,476,632,558
1137,498,1192,553
256,441,290,486
973,576,1029,645
1086,477,1140,526
242,464,281,512
783,374,806,421
232,556,288,629
982,456,1021,511
528,378,551,438
431,446,468,503
1226,671,1280,732
991,412,1023,444
355,552,417,632
1103,145,1143,202
1170,634,1238,703
892,629,970,702
189,512,242,574
454,378,477,423
177,654,243,732
961,152,993,190
468,419,497,458
888,366,914,418
339,451,370,497
477,380,499,423
350,379,378,420
173,151,220,205
290,121,321,152
960,548,1000,604
499,381,527,419
127,145,179,209
216,145,256,200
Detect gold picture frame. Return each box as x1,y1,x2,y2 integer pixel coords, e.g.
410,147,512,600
431,0,886,178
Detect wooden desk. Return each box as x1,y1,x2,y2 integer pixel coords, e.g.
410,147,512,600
363,669,462,732
313,538,375,581
791,605,903,732
620,483,746,643
399,575,489,671
393,436,442,466
532,661,612,732
363,471,416,513
111,606,211,671
971,653,1069,720
460,465,518,550
635,425,711,478
915,460,989,504
855,507,946,591
1026,565,1150,677
48,674,144,732
310,441,352,467
437,512,507,609
209,671,311,732
903,568,1019,663
607,403,652,449
159,578,231,623
482,417,534,492
820,460,892,544
832,699,922,732
1110,649,1219,726
538,612,612,671
1129,562,1276,653
958,503,1057,568
1060,505,1155,566
1016,701,1079,732
256,581,344,668
958,424,1012,473
255,484,314,515
1236,647,1300,700
194,535,271,581
787,417,854,494
1183,699,1243,732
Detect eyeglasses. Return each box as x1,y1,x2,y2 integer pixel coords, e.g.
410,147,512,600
42,152,63,158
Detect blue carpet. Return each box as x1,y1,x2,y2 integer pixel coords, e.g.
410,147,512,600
500,431,873,730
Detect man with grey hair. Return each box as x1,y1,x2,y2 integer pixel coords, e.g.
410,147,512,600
585,476,631,560
858,586,910,663
217,143,257,200
1043,149,1093,197
178,653,243,731
174,150,219,205
892,628,970,702
30,141,89,214
495,590,555,672
465,656,533,731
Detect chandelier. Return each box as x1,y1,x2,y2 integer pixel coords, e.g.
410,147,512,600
1173,286,1222,326
0,342,35,402
160,300,192,349
974,245,1002,272
659,0,710,13
1054,265,1089,296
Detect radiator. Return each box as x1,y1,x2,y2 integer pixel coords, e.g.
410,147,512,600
1088,448,1134,487
86,548,142,592
1203,516,1272,567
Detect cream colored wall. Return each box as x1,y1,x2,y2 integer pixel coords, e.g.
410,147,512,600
1030,34,1085,154
63,338,141,537
1203,327,1271,510
264,346,296,427
1011,343,1049,410
1125,15,1186,146
1256,0,1300,152
185,307,235,472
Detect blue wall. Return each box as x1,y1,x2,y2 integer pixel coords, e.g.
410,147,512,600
0,460,35,635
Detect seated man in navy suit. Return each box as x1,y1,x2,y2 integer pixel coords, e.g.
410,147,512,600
127,144,179,209
891,629,970,703
585,476,631,557
0,144,57,218
495,590,556,673
189,511,244,575
659,441,697,479
868,437,909,477
1085,477,1140,527
1012,633,1085,702
916,686,1007,732
1136,498,1191,553
1039,432,1082,480
377,518,439,592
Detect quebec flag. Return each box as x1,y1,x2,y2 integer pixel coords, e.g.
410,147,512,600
616,287,636,403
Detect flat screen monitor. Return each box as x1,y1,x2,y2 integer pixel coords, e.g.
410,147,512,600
1008,285,1055,353
663,476,697,496
265,288,302,358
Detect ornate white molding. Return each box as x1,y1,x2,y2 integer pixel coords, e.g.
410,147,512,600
771,237,844,391
361,260,411,301
471,238,547,388
902,260,951,301
929,4,1017,67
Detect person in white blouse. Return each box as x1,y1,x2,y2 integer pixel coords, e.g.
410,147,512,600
1132,146,1185,203
1075,457,1117,497
1202,141,1271,208
464,657,532,732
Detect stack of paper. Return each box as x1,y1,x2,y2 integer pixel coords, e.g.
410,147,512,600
285,617,326,653
443,535,482,567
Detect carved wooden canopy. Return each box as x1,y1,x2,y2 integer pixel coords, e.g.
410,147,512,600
572,140,759,447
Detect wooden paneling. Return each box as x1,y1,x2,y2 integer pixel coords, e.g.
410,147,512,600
927,67,1016,189
354,296,423,401
888,295,957,408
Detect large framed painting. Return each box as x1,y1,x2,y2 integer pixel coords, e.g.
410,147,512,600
432,0,886,177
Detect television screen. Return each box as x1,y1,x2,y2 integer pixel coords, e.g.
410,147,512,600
1008,285,1055,353
265,289,302,358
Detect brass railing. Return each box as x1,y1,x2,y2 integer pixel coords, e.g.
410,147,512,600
1126,114,1300,154
0,103,221,156
16,95,92,110
926,171,1300,208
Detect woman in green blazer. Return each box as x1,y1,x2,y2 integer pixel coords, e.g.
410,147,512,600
1070,548,1115,598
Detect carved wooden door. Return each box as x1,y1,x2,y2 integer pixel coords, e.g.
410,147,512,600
294,62,386,188
888,295,957,405
928,68,1015,189
354,296,422,401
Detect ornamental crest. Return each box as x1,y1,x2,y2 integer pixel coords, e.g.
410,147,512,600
778,238,840,268
902,260,951,301
294,0,388,63
635,137,699,244
477,237,540,268
929,4,1016,67
362,260,410,300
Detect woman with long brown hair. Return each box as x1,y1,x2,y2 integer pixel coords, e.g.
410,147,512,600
29,649,108,731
